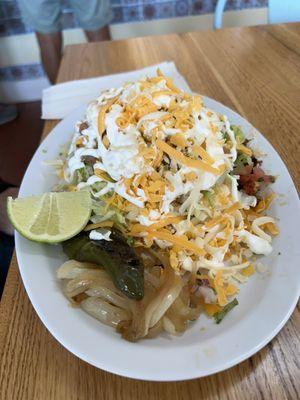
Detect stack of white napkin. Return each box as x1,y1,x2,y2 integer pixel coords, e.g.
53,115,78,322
42,61,191,120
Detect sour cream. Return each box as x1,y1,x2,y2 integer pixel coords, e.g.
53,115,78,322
237,229,272,255
89,228,112,241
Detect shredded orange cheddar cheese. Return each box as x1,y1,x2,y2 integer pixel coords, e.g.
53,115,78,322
217,164,227,174
192,145,215,165
152,90,172,99
255,193,275,213
205,215,226,229
98,97,117,135
147,229,205,256
241,264,255,277
264,222,279,235
236,143,252,157
203,303,222,316
75,136,85,147
156,140,220,174
214,270,227,306
185,171,198,181
128,216,184,235
94,168,114,182
225,283,238,296
226,201,242,214
102,135,110,149
68,70,277,311
169,133,188,148
169,250,179,270
205,202,241,229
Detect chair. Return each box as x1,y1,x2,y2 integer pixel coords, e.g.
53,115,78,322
214,0,300,29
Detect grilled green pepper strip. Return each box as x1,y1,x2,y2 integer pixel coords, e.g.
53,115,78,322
63,232,144,300
213,298,238,324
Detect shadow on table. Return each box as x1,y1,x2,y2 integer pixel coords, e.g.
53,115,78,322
0,233,14,299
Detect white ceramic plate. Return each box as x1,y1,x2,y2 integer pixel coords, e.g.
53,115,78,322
15,97,300,381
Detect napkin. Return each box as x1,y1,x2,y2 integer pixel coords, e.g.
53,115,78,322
42,61,191,120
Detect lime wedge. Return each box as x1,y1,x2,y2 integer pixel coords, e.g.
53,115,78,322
7,191,92,243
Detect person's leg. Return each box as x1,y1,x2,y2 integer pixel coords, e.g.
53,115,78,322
17,0,62,84
85,25,111,42
35,32,62,84
70,0,113,42
0,104,17,125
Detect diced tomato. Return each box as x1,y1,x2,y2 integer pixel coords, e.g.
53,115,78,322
238,165,274,196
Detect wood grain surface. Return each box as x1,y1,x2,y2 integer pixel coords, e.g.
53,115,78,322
1,23,300,400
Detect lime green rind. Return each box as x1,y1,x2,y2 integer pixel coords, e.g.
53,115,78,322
7,191,92,244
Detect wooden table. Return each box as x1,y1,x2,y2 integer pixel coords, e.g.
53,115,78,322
1,23,300,400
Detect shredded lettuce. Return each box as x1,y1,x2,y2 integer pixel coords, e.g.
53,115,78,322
231,125,245,144
222,132,230,143
202,190,215,208
58,144,69,158
126,236,135,247
91,181,107,193
91,199,126,227
232,152,253,175
234,153,253,171
75,167,89,183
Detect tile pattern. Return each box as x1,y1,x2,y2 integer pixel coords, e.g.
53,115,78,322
0,0,268,36
0,63,44,81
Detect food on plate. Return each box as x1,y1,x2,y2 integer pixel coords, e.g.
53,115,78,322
10,70,278,341
63,231,144,299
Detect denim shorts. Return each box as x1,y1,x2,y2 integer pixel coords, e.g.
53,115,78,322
18,0,113,33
